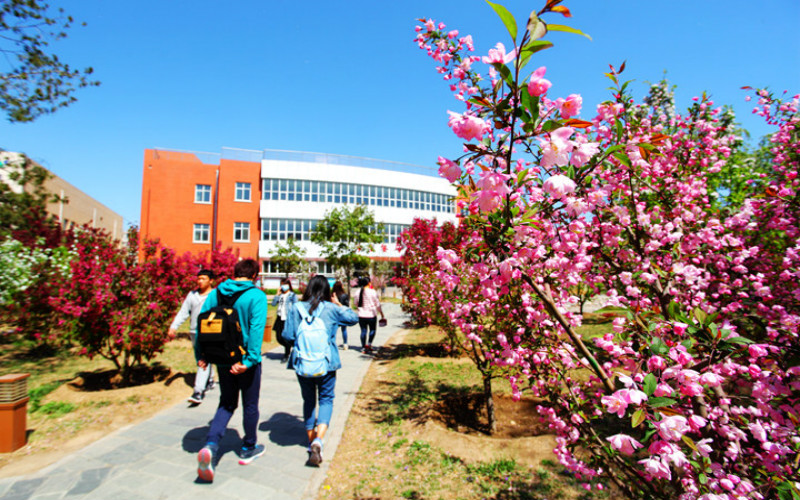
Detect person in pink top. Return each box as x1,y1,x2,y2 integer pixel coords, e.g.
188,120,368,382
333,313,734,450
356,276,385,353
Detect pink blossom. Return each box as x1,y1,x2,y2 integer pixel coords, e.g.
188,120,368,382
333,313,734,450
474,171,511,212
653,383,673,397
481,42,516,64
657,415,689,441
527,66,552,96
539,127,575,167
601,392,628,417
606,434,643,455
556,94,582,118
639,457,671,480
699,372,723,387
748,344,769,358
543,174,576,199
437,156,462,182
673,322,689,335
447,111,489,141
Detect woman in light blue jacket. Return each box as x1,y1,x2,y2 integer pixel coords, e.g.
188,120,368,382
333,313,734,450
281,275,358,467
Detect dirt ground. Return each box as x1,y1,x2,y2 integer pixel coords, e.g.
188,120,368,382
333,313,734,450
0,359,193,478
319,329,571,500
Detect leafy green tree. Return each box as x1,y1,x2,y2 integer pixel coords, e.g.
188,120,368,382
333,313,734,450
311,205,384,294
269,237,307,277
0,0,99,122
0,152,61,240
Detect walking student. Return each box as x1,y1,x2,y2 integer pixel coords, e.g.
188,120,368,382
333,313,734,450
332,280,350,350
356,276,385,353
168,269,216,404
282,275,358,466
272,277,297,363
195,259,268,482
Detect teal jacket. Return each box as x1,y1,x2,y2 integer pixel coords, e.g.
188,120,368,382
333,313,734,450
196,279,267,369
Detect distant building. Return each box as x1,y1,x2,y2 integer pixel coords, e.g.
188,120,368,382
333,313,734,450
140,147,457,284
0,152,124,239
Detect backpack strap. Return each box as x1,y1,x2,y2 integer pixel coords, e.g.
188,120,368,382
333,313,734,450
217,287,250,308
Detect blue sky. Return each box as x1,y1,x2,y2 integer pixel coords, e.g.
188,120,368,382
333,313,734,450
1,0,797,226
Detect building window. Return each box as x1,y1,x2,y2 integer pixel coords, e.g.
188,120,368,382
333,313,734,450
193,223,210,243
195,184,211,204
260,178,455,214
235,182,251,202
234,222,250,242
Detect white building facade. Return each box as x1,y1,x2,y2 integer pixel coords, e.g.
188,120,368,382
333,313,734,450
257,150,458,279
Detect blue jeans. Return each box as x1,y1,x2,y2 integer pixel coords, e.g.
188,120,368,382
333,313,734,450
206,363,261,448
340,325,348,345
296,371,336,430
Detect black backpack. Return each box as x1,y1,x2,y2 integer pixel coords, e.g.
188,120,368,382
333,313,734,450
197,289,249,365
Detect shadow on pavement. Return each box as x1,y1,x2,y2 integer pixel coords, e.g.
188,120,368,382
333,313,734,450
259,412,307,448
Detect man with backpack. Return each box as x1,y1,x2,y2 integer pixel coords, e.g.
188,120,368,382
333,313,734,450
168,269,216,405
194,259,267,482
281,275,358,467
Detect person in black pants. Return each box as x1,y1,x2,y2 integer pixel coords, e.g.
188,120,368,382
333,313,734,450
272,277,297,362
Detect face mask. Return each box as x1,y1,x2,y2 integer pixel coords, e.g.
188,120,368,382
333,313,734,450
281,285,289,292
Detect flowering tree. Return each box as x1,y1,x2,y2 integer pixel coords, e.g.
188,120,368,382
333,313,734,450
52,227,239,383
412,2,799,499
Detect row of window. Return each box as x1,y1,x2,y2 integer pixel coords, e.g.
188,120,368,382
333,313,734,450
260,218,408,244
261,178,454,213
262,260,336,275
192,220,409,244
195,182,252,204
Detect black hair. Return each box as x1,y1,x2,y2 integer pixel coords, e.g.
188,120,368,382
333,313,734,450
197,269,215,279
301,275,331,313
280,277,294,292
357,276,371,308
233,258,259,279
332,281,345,296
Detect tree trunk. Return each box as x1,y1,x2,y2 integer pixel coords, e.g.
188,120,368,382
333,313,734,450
483,375,496,434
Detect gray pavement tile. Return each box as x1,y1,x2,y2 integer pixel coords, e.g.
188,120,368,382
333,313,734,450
27,493,63,500
0,480,12,497
136,459,187,479
0,478,44,500
80,487,141,500
26,474,77,497
65,467,111,496
96,441,151,466
214,476,279,497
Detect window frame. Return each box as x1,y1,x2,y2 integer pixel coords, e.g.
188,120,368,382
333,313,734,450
193,223,210,243
233,222,250,243
194,184,212,204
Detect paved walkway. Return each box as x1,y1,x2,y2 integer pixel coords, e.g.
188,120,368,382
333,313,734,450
0,302,406,500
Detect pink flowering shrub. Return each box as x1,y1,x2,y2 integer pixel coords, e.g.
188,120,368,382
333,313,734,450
412,2,799,499
52,227,239,383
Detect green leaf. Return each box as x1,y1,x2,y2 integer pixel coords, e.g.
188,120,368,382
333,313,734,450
681,435,698,452
540,120,561,133
631,409,646,428
643,373,657,396
486,1,517,42
545,23,592,41
647,397,677,408
698,473,707,485
613,152,632,168
723,335,754,345
518,40,553,70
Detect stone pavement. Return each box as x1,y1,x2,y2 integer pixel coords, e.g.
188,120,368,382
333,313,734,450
0,302,406,500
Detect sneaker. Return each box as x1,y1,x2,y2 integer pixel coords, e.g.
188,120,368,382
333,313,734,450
362,345,371,353
309,439,323,466
188,391,204,404
206,379,215,391
340,344,349,351
197,444,217,481
238,444,265,465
